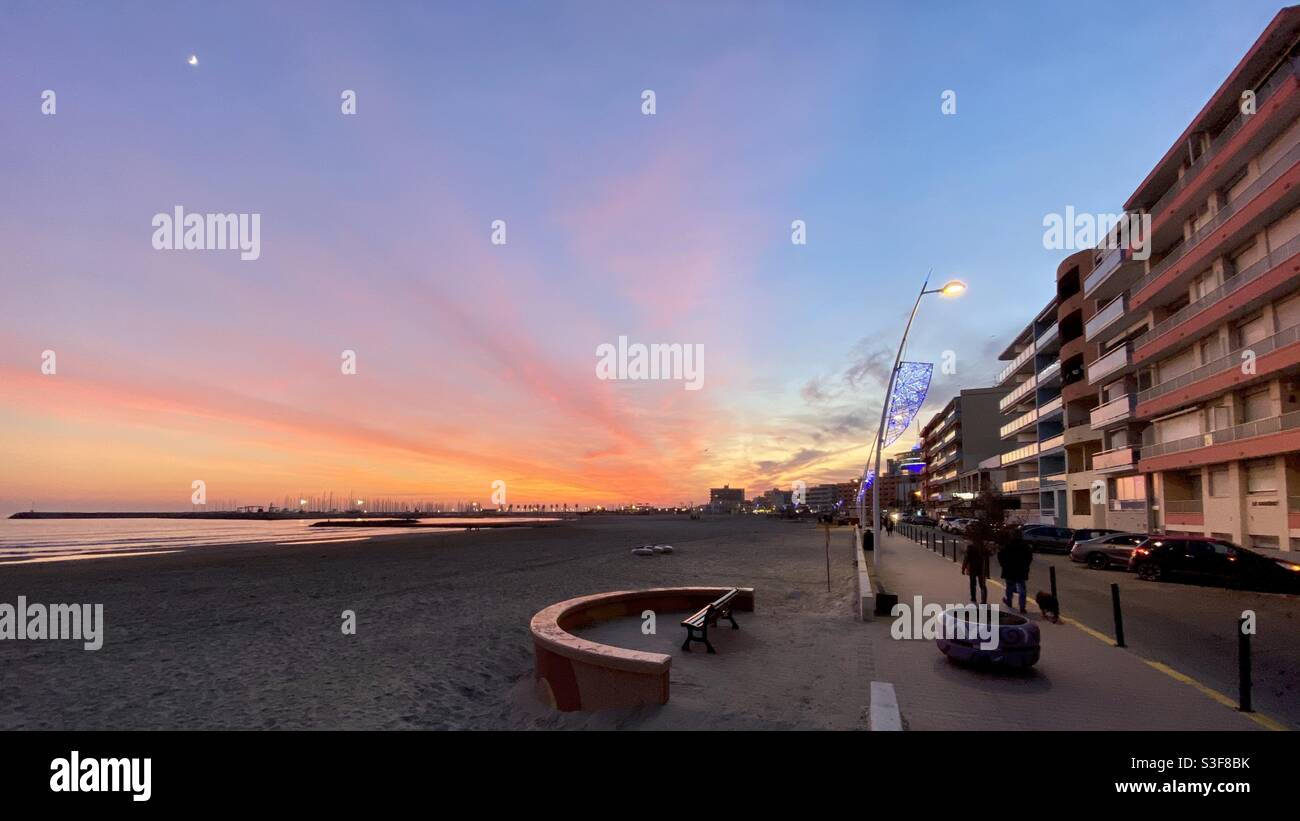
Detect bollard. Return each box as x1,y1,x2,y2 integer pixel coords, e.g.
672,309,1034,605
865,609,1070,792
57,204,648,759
1110,583,1125,647
1050,566,1058,604
1238,616,1252,713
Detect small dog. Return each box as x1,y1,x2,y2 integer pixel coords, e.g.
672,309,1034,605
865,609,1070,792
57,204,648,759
1034,591,1061,623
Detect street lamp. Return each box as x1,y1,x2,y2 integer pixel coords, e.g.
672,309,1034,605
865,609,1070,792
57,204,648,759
868,274,966,571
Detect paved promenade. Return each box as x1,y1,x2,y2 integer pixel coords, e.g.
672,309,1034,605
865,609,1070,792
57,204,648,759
867,532,1270,731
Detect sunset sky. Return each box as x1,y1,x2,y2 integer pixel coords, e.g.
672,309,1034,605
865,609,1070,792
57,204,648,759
0,1,1286,514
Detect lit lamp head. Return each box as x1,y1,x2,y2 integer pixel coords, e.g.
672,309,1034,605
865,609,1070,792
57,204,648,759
939,280,967,297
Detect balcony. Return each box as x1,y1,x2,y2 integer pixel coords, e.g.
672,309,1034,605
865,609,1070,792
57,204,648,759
999,374,1038,412
1087,342,1131,385
1133,231,1300,358
1000,442,1040,466
1039,433,1066,453
1000,406,1038,439
1085,294,1127,341
1165,499,1204,513
1090,394,1135,429
1094,445,1138,473
1142,410,1300,460
1036,322,1060,349
1040,472,1067,487
1131,139,1300,306
1037,395,1063,420
1037,359,1062,384
1001,477,1041,494
1084,246,1127,296
1145,59,1299,230
1138,321,1300,406
996,342,1036,386
1109,499,1148,511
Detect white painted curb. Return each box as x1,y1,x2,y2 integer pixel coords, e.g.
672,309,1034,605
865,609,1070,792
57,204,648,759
869,681,902,731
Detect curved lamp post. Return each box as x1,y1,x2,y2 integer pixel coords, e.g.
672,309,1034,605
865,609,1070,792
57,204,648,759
869,275,966,571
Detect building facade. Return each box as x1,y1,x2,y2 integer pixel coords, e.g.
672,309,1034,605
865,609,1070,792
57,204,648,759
1083,8,1300,551
919,387,1011,513
708,485,745,513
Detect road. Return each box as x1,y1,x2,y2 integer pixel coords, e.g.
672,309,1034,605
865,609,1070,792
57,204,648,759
894,523,1300,729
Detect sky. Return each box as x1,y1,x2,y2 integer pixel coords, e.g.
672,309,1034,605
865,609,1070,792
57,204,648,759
0,0,1290,513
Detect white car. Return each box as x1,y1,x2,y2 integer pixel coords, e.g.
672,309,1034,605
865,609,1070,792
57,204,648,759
947,518,975,535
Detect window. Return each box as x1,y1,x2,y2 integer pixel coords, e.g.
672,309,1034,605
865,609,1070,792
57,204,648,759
1245,459,1276,494
1278,293,1300,330
1199,335,1223,363
1209,467,1230,497
1156,409,1201,443
1236,313,1270,347
1243,388,1272,422
1113,476,1144,500
1209,404,1230,431
1250,534,1280,551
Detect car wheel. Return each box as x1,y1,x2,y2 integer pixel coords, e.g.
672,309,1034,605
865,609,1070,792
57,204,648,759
1087,552,1108,570
1136,562,1161,582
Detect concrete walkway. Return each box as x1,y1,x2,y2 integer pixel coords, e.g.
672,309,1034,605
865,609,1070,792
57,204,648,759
866,532,1267,731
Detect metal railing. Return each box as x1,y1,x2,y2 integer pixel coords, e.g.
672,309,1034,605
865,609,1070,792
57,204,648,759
1036,322,1060,347
1133,231,1300,352
1139,321,1300,404
1088,342,1131,385
1084,246,1127,295
1094,445,1137,471
1142,410,1300,459
1165,499,1204,513
1086,293,1127,339
1000,405,1038,439
1131,139,1300,301
1109,499,1147,511
996,342,1036,386
1090,393,1135,429
1000,373,1039,411
1037,359,1062,382
1145,59,1298,224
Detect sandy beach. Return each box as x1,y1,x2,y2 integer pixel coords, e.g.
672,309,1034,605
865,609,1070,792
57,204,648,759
0,515,867,730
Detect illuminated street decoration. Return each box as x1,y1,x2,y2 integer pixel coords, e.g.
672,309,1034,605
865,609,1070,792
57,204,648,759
882,361,932,448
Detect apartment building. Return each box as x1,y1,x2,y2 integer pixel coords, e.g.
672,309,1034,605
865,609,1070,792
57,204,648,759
1082,7,1300,551
918,387,1010,514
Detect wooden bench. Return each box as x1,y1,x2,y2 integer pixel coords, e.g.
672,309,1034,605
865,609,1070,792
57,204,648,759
680,588,741,653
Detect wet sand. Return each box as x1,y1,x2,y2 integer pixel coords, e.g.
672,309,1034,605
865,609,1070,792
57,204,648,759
0,515,867,729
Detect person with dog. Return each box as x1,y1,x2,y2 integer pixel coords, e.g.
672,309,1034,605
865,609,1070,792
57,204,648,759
997,526,1033,614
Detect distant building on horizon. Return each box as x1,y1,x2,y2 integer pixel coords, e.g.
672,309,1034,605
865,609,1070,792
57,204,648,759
708,485,745,513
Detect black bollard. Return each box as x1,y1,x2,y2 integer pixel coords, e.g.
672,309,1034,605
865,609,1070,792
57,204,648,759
1110,583,1125,647
1050,565,1058,604
1238,616,1252,713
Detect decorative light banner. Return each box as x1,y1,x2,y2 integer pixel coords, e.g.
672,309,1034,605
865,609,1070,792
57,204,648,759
883,361,933,448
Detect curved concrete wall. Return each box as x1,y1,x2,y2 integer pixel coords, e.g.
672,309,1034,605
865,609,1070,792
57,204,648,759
530,586,755,711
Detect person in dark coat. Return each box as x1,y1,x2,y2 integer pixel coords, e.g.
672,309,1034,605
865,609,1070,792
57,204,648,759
961,543,990,605
997,529,1033,614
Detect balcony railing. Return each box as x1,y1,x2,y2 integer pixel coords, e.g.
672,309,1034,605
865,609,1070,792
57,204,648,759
1145,59,1299,225
1040,472,1067,486
1037,359,1062,383
1133,231,1300,353
1090,394,1135,429
1000,442,1040,466
1084,246,1127,295
1109,499,1147,511
1039,433,1066,453
1086,293,1127,340
1000,374,1038,411
996,342,1036,386
1037,395,1063,419
1131,139,1300,301
1088,342,1131,385
1142,410,1300,459
1036,322,1059,348
1000,406,1038,439
1001,477,1041,494
1165,499,1204,513
1094,445,1138,471
1138,321,1300,404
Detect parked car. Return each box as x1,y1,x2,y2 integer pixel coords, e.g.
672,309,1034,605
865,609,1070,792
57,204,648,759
1068,527,1125,546
1128,536,1300,591
1020,525,1075,553
1069,532,1145,569
911,515,938,527
947,518,976,535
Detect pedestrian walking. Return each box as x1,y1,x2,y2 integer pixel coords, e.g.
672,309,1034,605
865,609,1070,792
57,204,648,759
961,542,989,605
997,527,1032,614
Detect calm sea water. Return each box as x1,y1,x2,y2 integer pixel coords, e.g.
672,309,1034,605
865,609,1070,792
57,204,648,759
0,518,555,565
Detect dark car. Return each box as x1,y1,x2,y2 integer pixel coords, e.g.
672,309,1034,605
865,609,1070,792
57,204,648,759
1128,536,1300,591
1020,525,1075,553
1069,532,1145,569
1068,527,1125,547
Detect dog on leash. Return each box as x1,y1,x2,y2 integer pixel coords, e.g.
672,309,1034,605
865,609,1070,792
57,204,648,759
1034,591,1061,623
